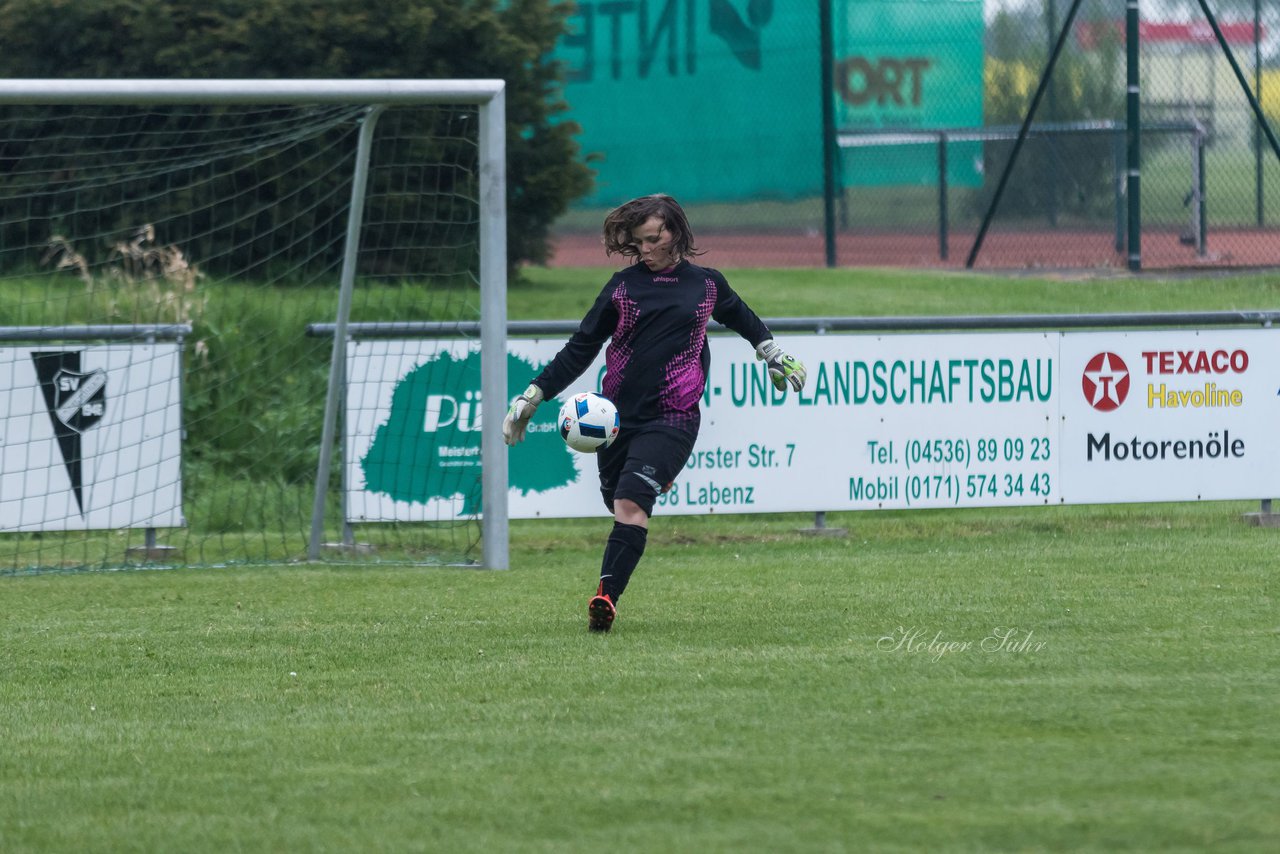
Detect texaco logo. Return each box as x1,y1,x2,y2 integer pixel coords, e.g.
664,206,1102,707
1082,352,1129,411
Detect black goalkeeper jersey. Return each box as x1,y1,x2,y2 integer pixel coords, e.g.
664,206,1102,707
532,259,772,435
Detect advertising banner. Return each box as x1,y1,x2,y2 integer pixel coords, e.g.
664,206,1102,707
0,345,184,531
345,339,487,523
345,329,1279,522
835,0,985,186
554,1,823,205
1059,329,1280,503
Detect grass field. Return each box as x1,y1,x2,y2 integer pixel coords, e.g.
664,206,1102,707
2,504,1276,851
517,265,1280,320
3,266,1279,851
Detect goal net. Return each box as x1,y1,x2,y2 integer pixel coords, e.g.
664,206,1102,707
0,81,508,574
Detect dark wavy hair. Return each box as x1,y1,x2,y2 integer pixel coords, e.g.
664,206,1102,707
601,193,702,259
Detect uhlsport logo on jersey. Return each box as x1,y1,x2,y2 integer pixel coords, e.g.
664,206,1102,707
1081,352,1129,411
31,351,107,516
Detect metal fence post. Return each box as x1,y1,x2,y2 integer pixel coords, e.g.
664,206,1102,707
937,132,949,262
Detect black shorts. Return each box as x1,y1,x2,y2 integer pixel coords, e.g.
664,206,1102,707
597,424,695,516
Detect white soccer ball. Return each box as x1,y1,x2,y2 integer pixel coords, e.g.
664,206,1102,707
558,392,620,453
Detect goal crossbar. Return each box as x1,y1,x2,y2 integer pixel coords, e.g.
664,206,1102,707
0,79,505,105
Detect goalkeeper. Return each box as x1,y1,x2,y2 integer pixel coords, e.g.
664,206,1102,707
503,193,807,632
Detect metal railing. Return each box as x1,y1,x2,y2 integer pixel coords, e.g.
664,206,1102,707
836,120,1209,263
307,308,1279,341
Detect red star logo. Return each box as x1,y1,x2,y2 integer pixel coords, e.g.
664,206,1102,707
1082,352,1130,411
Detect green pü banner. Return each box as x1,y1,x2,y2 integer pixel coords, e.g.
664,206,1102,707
554,1,823,206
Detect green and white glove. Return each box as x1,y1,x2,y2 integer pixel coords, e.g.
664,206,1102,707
502,383,544,446
756,339,807,392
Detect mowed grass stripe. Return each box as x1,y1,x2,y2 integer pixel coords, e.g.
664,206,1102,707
2,504,1276,851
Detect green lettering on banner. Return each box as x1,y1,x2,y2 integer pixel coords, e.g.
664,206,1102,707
555,1,823,206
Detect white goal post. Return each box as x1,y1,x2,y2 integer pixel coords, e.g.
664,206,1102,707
0,80,509,570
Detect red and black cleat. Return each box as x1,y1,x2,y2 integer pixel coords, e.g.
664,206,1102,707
587,593,616,633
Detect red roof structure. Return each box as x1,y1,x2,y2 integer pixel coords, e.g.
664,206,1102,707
1076,20,1263,50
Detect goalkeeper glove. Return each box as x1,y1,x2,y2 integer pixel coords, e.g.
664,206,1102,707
755,339,807,392
502,383,544,446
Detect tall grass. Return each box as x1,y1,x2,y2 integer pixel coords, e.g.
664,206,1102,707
0,275,478,570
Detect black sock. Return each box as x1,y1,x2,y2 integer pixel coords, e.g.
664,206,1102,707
598,522,648,604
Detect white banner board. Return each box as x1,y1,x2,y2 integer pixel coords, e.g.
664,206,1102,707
0,345,184,531
344,330,1280,521
1059,330,1280,503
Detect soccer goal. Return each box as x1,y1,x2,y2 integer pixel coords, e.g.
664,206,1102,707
0,80,508,573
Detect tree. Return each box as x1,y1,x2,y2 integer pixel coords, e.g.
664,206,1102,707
0,0,591,268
